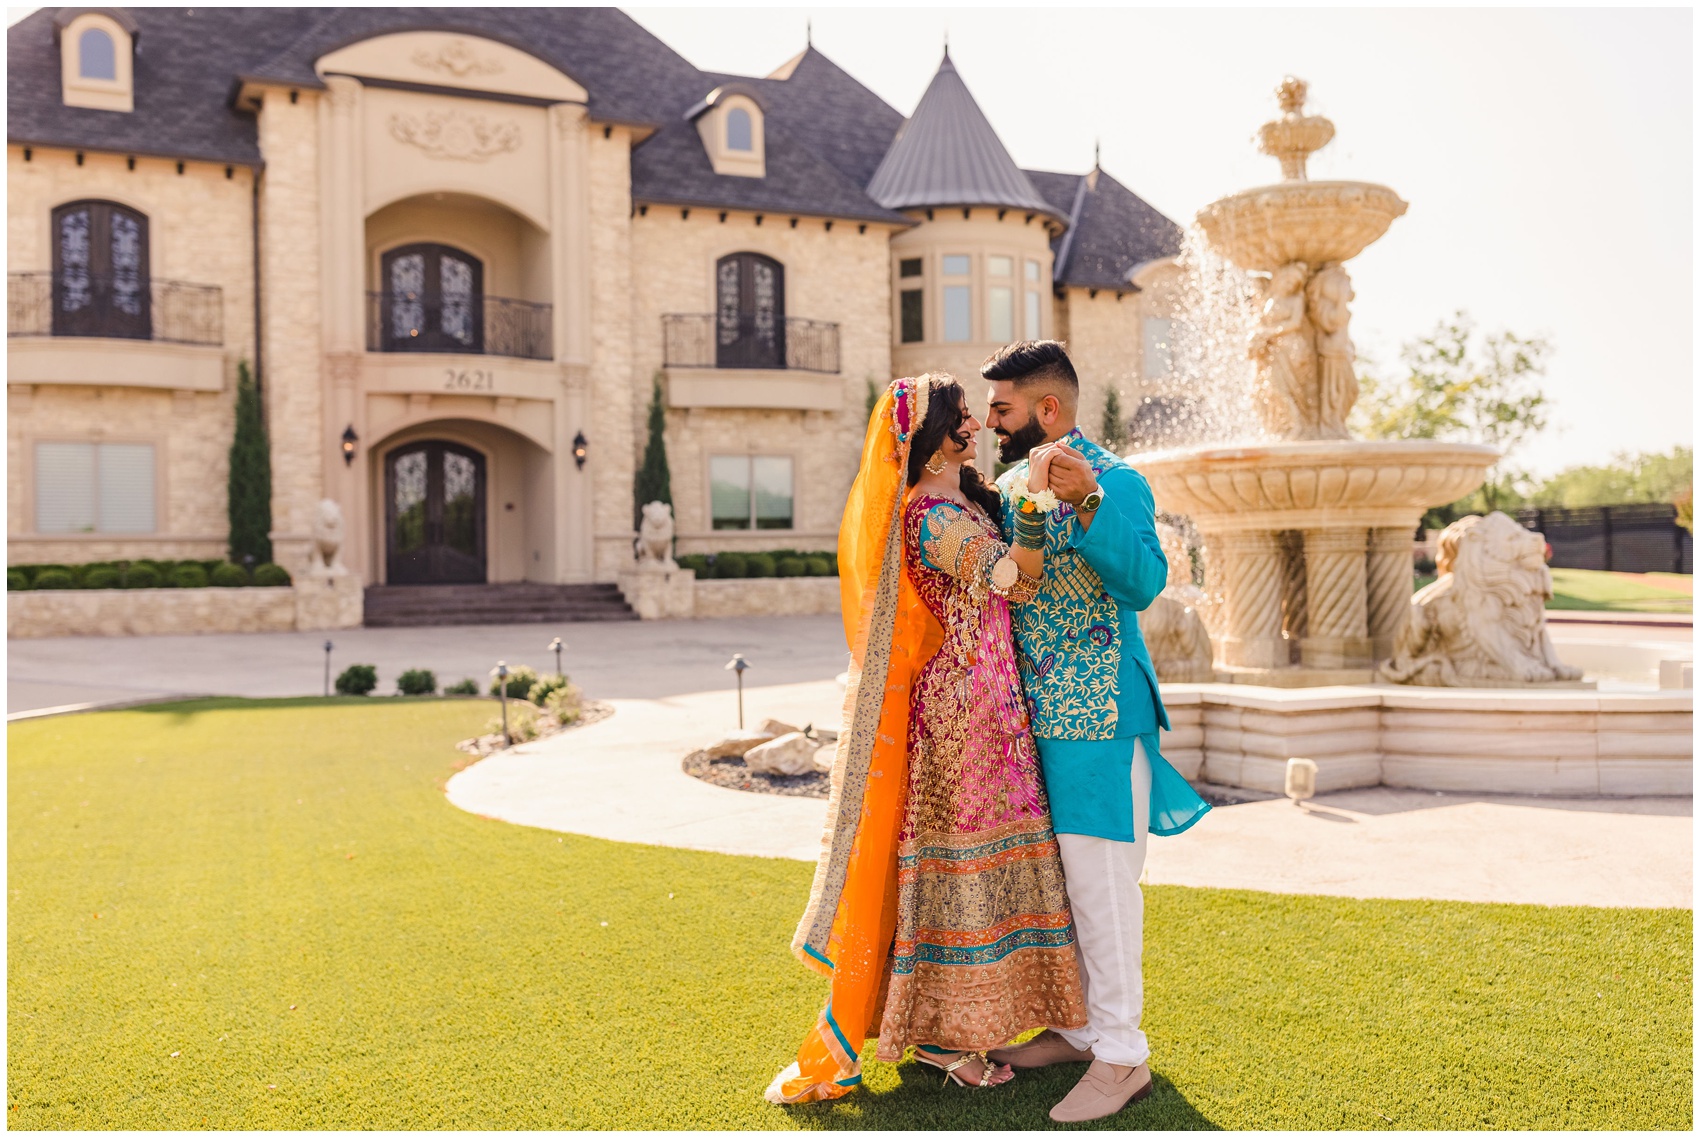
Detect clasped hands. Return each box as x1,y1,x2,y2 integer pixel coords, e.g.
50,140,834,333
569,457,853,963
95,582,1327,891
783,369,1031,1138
1025,440,1097,506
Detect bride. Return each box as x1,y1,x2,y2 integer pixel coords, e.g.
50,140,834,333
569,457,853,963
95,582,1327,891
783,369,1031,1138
766,374,1087,1103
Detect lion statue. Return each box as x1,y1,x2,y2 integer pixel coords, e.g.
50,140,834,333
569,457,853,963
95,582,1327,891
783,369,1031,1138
1380,511,1583,687
635,500,676,569
1141,522,1217,683
309,498,348,577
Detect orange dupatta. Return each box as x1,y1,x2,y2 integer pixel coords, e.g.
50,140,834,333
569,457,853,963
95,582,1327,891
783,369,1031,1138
767,377,945,1104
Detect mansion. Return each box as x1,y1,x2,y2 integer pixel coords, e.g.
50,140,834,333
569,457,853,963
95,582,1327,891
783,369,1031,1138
7,7,1184,590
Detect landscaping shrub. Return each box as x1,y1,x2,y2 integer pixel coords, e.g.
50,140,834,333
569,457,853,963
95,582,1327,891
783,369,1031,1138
82,567,122,590
169,564,209,589
32,569,76,590
745,552,777,578
396,668,437,697
489,702,541,743
545,681,585,725
490,664,538,701
676,553,710,575
776,556,809,577
122,565,161,589
713,552,748,579
253,562,291,587
334,664,378,696
444,678,480,696
527,672,569,706
8,570,29,591
209,562,250,588
805,556,833,577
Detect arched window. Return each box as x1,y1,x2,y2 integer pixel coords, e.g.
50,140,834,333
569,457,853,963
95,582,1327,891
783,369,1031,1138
380,243,484,354
716,252,785,369
51,200,149,339
726,106,753,153
79,26,116,80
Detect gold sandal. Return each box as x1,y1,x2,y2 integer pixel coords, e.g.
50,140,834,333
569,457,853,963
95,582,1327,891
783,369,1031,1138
914,1047,1012,1088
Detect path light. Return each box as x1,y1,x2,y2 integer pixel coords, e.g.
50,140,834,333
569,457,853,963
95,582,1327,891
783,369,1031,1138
724,653,750,729
548,637,564,677
323,640,333,697
1285,757,1317,806
491,661,511,746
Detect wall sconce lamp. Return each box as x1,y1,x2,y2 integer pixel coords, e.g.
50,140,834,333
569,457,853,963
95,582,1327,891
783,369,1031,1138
572,430,588,470
341,425,359,466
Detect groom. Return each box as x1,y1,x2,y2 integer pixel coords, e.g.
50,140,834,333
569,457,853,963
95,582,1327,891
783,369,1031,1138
981,340,1210,1123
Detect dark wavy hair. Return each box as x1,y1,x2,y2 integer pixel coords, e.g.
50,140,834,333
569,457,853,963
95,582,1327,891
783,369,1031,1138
904,375,1003,518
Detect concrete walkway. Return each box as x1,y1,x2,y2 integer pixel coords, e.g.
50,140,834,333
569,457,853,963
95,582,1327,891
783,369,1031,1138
447,679,1693,909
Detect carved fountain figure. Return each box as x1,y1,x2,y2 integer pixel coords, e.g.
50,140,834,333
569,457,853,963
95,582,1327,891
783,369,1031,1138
1136,77,1500,684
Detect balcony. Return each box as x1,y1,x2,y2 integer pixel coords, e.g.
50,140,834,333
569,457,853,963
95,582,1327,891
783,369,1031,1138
366,291,552,361
662,313,840,374
8,271,223,346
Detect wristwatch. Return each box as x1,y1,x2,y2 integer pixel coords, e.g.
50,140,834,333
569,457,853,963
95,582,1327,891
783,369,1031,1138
1078,485,1104,515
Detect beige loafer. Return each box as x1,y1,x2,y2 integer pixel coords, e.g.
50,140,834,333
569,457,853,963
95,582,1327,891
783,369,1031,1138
987,1028,1094,1069
1048,1060,1153,1123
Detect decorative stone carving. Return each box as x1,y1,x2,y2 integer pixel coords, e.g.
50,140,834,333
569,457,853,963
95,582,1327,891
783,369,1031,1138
308,499,349,577
1248,262,1317,439
635,500,677,569
1306,263,1357,436
1143,522,1217,682
1258,76,1334,181
388,110,520,162
412,38,504,78
1380,512,1587,687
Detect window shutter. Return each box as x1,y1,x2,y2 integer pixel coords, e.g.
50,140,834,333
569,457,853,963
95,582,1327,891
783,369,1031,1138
35,442,97,533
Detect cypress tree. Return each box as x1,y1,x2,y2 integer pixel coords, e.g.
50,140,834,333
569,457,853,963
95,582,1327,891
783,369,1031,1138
633,373,672,530
226,360,272,565
1101,386,1129,453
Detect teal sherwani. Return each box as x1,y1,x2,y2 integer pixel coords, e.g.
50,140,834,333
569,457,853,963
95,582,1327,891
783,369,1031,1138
996,428,1211,842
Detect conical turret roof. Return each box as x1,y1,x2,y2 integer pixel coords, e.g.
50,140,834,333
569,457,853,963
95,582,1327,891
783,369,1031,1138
867,50,1059,217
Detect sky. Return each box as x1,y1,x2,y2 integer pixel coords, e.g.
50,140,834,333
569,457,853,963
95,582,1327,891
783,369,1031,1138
9,5,1692,477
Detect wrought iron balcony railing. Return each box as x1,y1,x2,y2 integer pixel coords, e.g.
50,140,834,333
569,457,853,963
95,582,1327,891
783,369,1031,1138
366,291,552,361
8,271,223,346
662,313,840,374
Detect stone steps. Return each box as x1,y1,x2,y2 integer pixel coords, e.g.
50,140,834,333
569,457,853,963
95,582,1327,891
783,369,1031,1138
363,583,636,627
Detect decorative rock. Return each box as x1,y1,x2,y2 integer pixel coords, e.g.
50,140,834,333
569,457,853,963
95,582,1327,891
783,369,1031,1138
759,718,801,737
744,732,821,777
812,740,838,773
702,730,776,759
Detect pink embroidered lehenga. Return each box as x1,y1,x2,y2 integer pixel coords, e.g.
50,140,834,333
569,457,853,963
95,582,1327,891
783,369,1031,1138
872,491,1088,1057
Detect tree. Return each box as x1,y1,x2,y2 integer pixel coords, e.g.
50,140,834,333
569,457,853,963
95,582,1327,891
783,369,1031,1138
226,359,272,565
1524,446,1693,509
1100,386,1128,452
1354,312,1551,518
633,373,672,531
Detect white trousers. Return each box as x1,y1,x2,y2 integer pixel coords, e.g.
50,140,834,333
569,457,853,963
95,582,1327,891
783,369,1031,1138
1052,737,1153,1068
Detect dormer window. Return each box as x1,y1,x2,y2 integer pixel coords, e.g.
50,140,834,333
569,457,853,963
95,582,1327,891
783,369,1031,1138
687,85,766,179
726,107,753,152
57,10,137,113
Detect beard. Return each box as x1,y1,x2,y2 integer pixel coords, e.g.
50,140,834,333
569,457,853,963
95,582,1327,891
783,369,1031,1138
996,417,1048,464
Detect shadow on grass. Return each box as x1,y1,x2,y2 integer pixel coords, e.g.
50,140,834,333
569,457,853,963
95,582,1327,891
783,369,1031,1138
783,1060,1220,1131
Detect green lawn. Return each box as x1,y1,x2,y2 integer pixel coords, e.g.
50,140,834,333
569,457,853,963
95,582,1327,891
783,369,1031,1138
9,699,1692,1130
1547,569,1692,613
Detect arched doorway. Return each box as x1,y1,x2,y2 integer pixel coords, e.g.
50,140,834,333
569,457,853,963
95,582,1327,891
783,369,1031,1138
715,251,785,368
384,441,487,584
379,242,484,354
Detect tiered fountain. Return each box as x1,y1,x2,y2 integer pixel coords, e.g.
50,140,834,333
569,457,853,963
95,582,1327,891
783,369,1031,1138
1138,78,1498,685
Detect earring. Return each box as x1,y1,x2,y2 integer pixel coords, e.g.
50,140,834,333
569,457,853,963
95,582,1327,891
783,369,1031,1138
924,450,948,476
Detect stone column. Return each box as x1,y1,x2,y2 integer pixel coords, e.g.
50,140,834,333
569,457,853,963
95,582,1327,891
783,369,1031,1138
1278,529,1306,666
1300,527,1371,668
1367,525,1414,661
1210,529,1286,670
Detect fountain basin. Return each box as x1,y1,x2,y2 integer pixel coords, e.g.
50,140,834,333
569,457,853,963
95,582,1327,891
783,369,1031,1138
1195,180,1408,271
1132,439,1497,532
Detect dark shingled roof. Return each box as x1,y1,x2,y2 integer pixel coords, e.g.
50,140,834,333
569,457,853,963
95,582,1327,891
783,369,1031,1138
1026,167,1183,290
865,50,1057,217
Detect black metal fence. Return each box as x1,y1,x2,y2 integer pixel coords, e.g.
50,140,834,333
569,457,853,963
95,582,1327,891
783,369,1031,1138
366,292,552,361
1517,503,1692,574
662,313,840,373
8,271,223,346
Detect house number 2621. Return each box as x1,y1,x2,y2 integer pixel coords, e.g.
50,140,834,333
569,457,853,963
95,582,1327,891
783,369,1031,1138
443,369,495,391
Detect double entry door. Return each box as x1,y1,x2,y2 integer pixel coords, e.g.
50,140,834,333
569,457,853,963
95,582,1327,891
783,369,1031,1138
385,441,487,584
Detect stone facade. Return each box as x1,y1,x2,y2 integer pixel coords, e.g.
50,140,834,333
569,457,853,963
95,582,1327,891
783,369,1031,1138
7,22,1165,608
